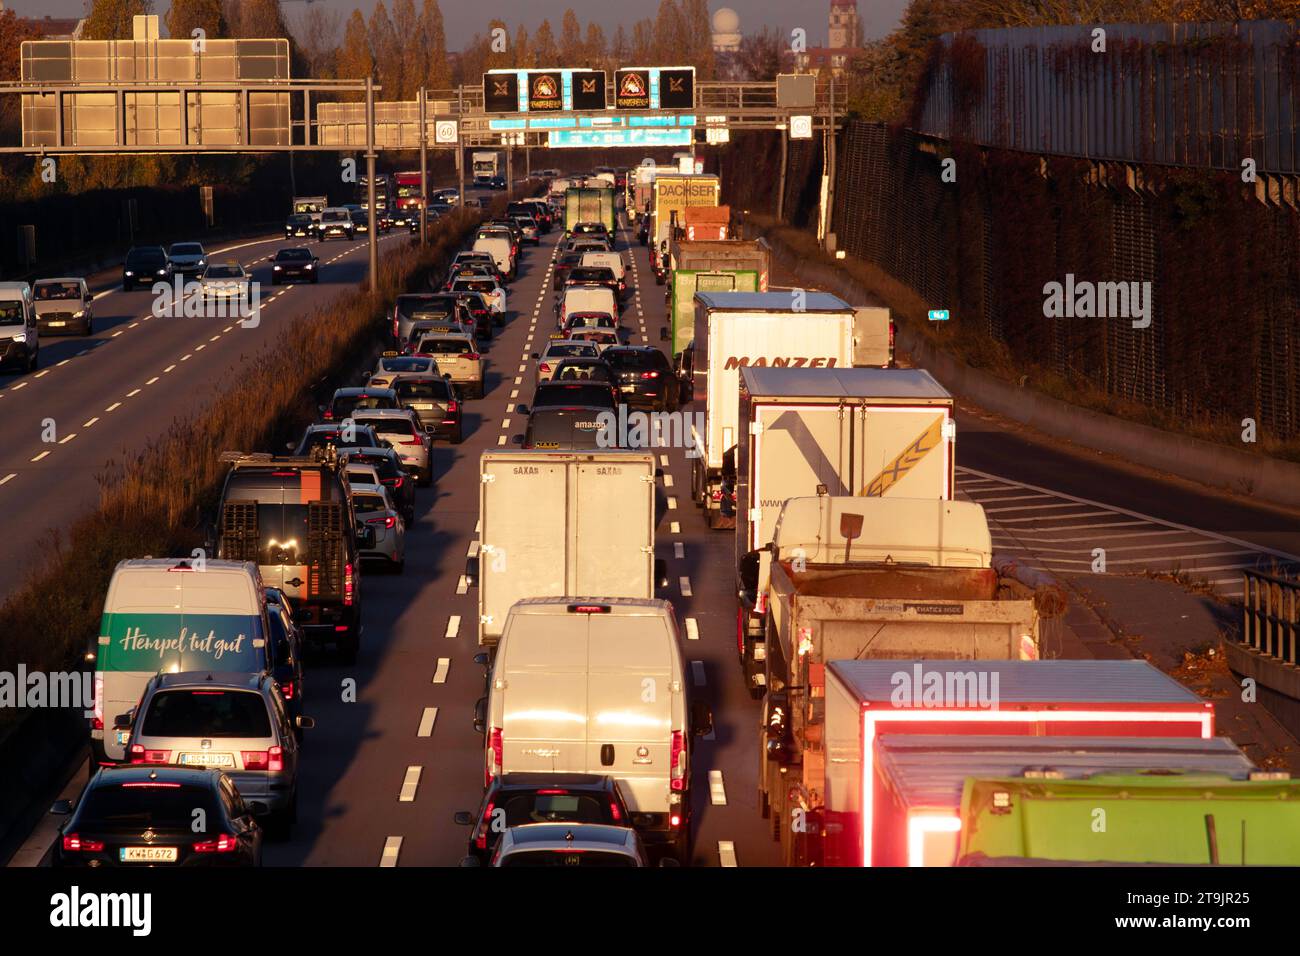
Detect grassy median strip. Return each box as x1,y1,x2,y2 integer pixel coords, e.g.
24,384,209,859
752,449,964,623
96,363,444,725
0,189,528,742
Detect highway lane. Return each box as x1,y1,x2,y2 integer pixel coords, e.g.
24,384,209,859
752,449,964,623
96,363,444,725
0,228,408,599
260,218,781,866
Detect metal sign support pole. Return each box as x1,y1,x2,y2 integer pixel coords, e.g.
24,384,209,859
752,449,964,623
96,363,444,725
457,87,466,204
418,87,428,247
365,76,379,298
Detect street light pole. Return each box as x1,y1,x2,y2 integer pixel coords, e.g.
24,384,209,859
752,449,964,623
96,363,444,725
456,86,466,205
365,75,379,298
418,87,428,247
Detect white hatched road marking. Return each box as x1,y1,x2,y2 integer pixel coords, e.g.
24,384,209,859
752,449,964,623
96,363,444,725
959,466,1300,596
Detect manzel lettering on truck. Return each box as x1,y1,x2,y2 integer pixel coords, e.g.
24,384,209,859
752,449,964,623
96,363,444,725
723,356,840,370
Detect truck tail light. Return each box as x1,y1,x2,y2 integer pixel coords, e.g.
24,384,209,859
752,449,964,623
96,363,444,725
447,401,458,414
344,563,355,606
609,799,622,822
670,730,685,790
193,833,237,853
736,607,746,656
539,363,551,373
710,490,724,502
92,673,103,731
487,727,503,784
888,319,896,364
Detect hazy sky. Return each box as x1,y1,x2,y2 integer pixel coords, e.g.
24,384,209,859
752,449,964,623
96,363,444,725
5,0,911,46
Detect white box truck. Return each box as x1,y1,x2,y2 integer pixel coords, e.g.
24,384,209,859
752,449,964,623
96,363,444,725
689,291,855,531
472,150,501,186
478,597,712,863
477,449,660,646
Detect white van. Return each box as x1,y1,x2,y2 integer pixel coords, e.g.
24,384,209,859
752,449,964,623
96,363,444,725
91,558,272,769
559,285,618,329
479,597,712,862
580,251,627,290
0,281,38,373
472,236,515,282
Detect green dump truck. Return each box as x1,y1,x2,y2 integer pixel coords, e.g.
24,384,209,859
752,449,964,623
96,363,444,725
564,186,616,235
958,772,1300,865
663,238,770,356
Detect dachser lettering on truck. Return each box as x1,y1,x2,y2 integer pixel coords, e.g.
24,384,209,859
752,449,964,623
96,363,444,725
656,181,720,200
723,356,840,370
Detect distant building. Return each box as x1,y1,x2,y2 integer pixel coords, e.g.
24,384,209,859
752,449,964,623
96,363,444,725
792,0,862,76
711,6,744,80
16,15,86,40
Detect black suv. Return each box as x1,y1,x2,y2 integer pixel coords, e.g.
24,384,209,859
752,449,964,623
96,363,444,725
602,347,677,411
123,246,172,291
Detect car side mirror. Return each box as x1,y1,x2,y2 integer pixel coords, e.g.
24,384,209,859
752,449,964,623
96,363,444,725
460,855,482,867
50,799,74,815
284,442,294,451
112,713,133,731
473,652,489,667
659,326,669,342
510,434,524,445
473,697,488,735
516,404,529,415
293,608,313,625
453,811,475,826
691,700,714,738
531,353,539,359
296,715,316,731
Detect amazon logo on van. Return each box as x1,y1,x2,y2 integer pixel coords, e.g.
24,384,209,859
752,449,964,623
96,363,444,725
723,357,840,370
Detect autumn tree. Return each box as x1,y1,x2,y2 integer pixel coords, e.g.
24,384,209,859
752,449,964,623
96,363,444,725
224,0,290,38
420,0,452,90
514,25,533,69
681,0,714,76
291,5,341,78
631,19,654,62
368,2,402,99
611,25,630,66
165,0,226,43
559,9,583,66
737,27,784,81
484,17,511,70
335,9,373,96
83,0,155,40
532,19,559,66
652,0,686,64
584,23,607,69
392,0,420,97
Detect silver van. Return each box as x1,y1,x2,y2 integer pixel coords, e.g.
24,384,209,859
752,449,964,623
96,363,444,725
0,281,38,372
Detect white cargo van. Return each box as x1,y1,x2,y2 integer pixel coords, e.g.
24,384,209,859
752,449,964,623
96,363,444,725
558,285,619,329
472,236,515,282
0,281,38,373
479,597,712,862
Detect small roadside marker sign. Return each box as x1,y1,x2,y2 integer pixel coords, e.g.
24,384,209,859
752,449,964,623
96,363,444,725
928,309,950,322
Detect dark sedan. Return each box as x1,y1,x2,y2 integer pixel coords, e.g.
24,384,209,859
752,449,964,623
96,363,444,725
603,346,677,411
51,766,262,868
271,247,319,285
393,376,463,444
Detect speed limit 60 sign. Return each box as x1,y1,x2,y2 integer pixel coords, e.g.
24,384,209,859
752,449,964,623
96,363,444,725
435,120,458,144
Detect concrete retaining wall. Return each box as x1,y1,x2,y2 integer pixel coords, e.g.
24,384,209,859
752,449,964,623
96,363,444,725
765,230,1300,510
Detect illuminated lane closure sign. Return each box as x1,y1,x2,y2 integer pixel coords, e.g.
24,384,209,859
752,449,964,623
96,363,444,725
483,69,608,113
615,67,696,111
548,128,693,148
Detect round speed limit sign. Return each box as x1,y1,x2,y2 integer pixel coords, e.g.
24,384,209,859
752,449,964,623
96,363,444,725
435,121,458,144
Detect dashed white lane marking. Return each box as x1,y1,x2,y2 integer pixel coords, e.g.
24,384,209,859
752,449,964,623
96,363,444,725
417,707,438,737
510,389,518,399
104,402,121,412
679,576,692,598
82,418,98,427
514,377,521,385
10,382,26,390
111,330,124,337
145,377,159,385
223,326,234,333
497,435,506,446
129,322,139,329
718,841,738,867
30,451,49,462
379,836,402,867
467,540,480,558
181,353,192,361
685,617,700,641
708,770,727,806
398,766,421,802
456,574,469,594
0,473,15,485
670,521,681,534
126,389,140,397
33,370,49,378
663,474,674,488
55,360,69,367
674,542,685,559
445,615,461,639
164,364,176,373
517,364,526,372
433,658,451,684
691,660,706,686
659,454,669,466
194,344,206,352
58,433,76,444
210,335,220,342
667,497,678,510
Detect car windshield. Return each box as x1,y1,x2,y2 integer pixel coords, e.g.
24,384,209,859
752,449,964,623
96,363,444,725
352,492,387,513
333,394,392,417
345,454,400,480
205,266,243,279
126,249,165,266
553,362,612,382
379,357,433,373
0,302,25,326
34,282,79,300
396,297,454,320
140,690,271,739
170,243,203,256
361,418,417,438
526,409,607,449
533,383,614,410
454,279,496,293
500,850,635,867
277,249,311,261
570,269,613,283
288,215,313,225
77,785,219,829
502,793,614,826
395,379,451,400
605,350,670,370
569,313,614,329
418,337,473,355
322,211,348,222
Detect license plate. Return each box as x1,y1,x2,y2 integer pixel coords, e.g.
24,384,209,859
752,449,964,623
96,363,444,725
121,846,178,863
179,752,234,767
116,731,131,745
621,385,637,392
49,321,66,327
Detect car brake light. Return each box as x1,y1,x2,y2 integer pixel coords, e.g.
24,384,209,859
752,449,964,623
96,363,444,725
62,834,105,852
367,515,396,528
488,727,503,784
129,745,172,765
280,680,295,700
539,363,551,373
711,490,724,501
640,371,660,379
193,833,238,853
609,800,623,822
475,799,496,850
536,789,570,795
670,730,685,790
323,411,334,421
568,604,611,613
670,813,682,828
344,563,354,606
447,401,458,413
92,674,103,731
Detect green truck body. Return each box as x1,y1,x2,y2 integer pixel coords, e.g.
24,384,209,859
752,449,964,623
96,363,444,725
666,239,770,356
959,773,1300,865
564,186,616,234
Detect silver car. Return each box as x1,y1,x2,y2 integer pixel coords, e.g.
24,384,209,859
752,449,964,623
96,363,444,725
476,824,651,867
351,408,432,487
532,339,601,388
367,353,437,390
118,671,313,838
167,241,208,276
350,482,406,572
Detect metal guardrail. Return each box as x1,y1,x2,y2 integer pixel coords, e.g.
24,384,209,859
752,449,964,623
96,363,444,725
915,20,1300,176
1242,569,1300,665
